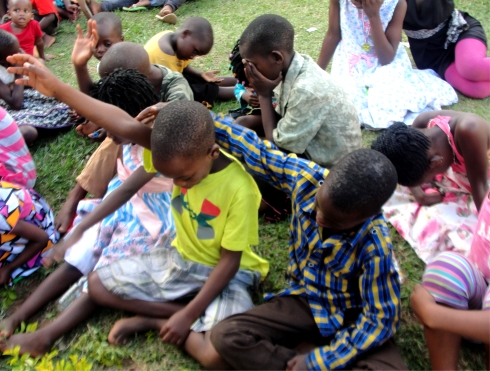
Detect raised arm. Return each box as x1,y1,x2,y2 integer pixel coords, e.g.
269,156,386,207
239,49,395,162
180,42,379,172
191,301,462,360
365,0,406,65
7,54,152,149
72,21,99,95
317,0,341,70
45,166,156,265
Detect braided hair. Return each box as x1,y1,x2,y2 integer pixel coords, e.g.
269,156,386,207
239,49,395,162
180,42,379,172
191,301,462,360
90,68,159,117
229,39,248,86
371,122,431,187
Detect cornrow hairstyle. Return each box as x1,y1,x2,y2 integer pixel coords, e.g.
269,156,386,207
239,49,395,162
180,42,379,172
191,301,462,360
371,122,431,187
90,68,159,117
151,101,214,163
240,14,294,57
229,39,248,86
327,149,397,217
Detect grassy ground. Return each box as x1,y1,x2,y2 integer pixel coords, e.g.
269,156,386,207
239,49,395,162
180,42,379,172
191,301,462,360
1,0,489,369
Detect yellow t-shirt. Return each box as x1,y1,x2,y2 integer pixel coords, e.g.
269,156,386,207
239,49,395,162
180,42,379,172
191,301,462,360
144,31,192,73
143,149,269,279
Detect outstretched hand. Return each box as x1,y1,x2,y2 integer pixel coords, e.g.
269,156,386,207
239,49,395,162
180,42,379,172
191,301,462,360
201,70,224,83
135,102,168,125
71,20,99,67
243,60,282,97
7,54,63,97
42,227,84,267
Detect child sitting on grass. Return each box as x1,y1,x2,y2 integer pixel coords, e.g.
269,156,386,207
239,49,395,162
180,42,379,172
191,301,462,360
0,107,58,286
371,110,490,264
4,55,269,369
0,0,48,59
144,17,236,107
236,14,361,169
30,0,59,48
0,68,175,356
0,29,73,145
54,41,192,234
206,116,405,370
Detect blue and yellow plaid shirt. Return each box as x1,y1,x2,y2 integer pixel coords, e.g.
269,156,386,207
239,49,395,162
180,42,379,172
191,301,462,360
213,114,401,371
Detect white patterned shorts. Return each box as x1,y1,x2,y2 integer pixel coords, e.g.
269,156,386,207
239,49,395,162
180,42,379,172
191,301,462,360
97,245,261,332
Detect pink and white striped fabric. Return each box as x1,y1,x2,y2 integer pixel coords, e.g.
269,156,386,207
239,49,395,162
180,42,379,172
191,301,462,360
0,107,36,188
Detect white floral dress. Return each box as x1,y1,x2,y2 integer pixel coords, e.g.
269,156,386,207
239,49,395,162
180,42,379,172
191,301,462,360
330,0,458,129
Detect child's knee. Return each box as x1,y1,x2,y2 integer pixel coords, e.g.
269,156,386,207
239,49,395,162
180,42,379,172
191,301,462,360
87,271,104,302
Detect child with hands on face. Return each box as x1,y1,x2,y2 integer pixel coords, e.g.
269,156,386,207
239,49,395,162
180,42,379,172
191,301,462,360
317,0,457,129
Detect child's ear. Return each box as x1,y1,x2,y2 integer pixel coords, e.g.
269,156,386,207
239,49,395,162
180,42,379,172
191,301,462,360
429,155,444,168
271,51,284,64
182,29,191,39
120,35,125,41
208,143,220,159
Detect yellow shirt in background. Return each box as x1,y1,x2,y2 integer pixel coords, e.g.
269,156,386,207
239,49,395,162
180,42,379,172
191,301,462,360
143,149,269,279
144,31,192,73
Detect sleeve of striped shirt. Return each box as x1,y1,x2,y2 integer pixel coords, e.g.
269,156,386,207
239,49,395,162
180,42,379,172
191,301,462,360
305,249,401,370
213,113,303,197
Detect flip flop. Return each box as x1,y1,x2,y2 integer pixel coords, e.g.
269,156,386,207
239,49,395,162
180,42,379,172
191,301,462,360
155,13,177,24
122,5,148,11
77,0,93,18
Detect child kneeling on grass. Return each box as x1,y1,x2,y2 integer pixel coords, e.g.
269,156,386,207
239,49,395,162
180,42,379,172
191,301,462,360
4,55,269,369
207,116,407,370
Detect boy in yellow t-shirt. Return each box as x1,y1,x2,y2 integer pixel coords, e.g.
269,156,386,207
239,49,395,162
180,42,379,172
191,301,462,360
144,17,236,106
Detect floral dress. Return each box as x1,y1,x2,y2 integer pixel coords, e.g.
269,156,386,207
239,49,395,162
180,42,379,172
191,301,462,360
383,116,490,264
0,181,59,283
330,0,458,129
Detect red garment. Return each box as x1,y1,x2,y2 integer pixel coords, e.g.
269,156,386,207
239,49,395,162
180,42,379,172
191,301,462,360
0,20,42,56
30,0,59,17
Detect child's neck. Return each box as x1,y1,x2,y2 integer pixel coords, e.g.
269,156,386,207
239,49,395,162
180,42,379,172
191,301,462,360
158,32,177,56
281,51,295,80
209,150,231,174
11,22,27,32
147,65,164,92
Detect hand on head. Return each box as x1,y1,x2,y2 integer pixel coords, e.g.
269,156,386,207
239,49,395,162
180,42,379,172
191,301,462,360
71,20,99,67
135,102,168,125
7,54,62,97
360,0,383,18
242,60,282,97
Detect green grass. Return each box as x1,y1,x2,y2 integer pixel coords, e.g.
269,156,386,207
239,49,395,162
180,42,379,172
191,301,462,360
1,0,489,369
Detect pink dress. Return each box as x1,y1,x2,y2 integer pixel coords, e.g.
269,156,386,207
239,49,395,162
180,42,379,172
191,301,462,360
383,115,490,264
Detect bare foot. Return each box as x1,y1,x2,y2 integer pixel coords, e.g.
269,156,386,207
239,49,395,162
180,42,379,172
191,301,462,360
43,34,56,49
108,316,166,345
0,316,21,338
157,4,173,17
75,121,99,136
0,331,53,357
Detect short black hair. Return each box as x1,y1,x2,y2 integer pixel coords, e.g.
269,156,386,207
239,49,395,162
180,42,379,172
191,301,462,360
90,68,159,117
326,149,397,217
229,39,247,86
371,122,431,187
0,29,19,61
181,17,213,47
98,42,149,77
93,12,123,37
151,101,214,163
240,14,294,57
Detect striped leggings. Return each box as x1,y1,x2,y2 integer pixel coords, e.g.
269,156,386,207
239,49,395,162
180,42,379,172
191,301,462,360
423,252,490,310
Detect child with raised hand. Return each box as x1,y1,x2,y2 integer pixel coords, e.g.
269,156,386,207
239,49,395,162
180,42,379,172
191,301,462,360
0,0,48,60
0,68,175,356
371,110,490,264
144,17,236,107
410,189,490,370
5,55,268,369
0,29,73,145
237,14,361,169
55,41,192,234
317,0,457,129
203,116,405,370
0,107,58,286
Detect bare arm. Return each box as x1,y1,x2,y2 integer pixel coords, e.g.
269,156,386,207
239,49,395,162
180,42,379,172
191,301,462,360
411,284,490,344
455,118,489,210
317,0,341,69
364,0,406,65
160,248,242,345
72,21,99,94
7,54,152,148
0,79,23,110
45,166,156,265
35,36,45,60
